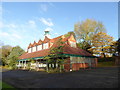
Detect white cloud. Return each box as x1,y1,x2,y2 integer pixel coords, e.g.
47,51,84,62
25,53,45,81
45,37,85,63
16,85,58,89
0,31,22,40
0,32,9,37
39,17,54,27
44,27,53,31
1,19,47,49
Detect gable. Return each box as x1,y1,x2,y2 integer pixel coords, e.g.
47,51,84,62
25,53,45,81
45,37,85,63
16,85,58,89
68,35,76,42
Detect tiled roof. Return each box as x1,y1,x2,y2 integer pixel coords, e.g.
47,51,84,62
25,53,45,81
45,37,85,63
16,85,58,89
28,43,32,49
19,43,93,60
63,44,92,56
19,49,49,59
27,34,70,48
50,36,61,43
20,34,93,60
32,41,37,47
43,36,50,43
50,35,71,43
37,39,43,45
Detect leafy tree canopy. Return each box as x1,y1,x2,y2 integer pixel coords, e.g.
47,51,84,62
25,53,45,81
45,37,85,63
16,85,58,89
74,19,106,51
44,37,66,72
64,31,76,39
6,46,25,68
88,32,114,57
0,45,13,66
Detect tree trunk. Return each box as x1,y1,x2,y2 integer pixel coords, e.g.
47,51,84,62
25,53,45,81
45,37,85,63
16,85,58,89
101,52,106,58
46,62,48,72
103,53,106,58
101,46,106,58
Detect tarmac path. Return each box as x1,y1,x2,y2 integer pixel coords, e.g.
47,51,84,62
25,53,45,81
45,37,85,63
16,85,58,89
2,67,119,89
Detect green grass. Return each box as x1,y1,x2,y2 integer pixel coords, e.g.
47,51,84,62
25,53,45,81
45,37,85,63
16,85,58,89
0,81,16,89
97,61,116,67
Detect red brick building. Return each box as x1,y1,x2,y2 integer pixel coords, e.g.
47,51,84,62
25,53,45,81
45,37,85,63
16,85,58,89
18,31,97,71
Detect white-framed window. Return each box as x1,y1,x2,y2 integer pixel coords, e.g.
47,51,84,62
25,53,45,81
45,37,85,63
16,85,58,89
69,41,76,48
37,45,42,51
28,48,31,53
43,43,48,49
32,46,36,52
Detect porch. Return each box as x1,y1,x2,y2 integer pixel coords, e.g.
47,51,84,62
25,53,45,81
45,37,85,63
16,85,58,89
17,54,97,72
16,59,60,71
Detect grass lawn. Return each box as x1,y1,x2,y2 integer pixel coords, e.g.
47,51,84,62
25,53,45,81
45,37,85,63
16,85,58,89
0,81,16,89
97,61,116,67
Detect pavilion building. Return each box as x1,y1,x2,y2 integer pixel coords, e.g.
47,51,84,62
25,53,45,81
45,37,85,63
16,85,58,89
18,30,97,71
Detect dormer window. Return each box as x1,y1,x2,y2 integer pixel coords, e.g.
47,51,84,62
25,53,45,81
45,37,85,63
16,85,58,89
28,43,32,53
37,44,42,51
28,48,31,53
32,46,36,52
43,43,48,49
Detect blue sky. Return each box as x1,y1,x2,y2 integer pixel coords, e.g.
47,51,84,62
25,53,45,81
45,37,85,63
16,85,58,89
0,2,118,51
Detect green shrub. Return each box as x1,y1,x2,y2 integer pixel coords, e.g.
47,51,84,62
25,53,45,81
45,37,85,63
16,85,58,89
31,60,35,63
47,68,60,73
26,63,31,70
8,65,17,70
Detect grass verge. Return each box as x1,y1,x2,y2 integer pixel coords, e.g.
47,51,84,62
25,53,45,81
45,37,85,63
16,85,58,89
97,61,116,67
0,81,16,89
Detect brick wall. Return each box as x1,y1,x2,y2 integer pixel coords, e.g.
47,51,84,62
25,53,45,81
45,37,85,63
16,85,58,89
64,58,70,71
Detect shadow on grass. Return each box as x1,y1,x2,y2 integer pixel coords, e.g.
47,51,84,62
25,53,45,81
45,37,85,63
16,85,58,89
97,61,117,67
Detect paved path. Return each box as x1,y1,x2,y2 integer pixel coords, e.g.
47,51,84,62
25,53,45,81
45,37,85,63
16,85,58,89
2,67,119,88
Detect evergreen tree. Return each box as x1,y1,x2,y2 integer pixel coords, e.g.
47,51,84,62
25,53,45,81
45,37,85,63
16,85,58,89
44,38,66,72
